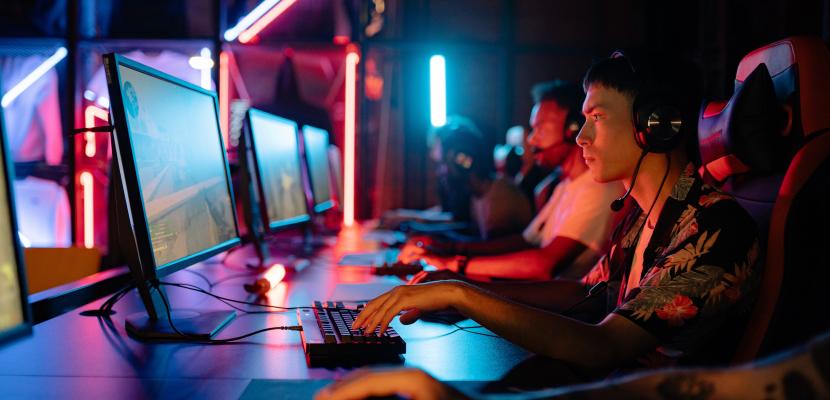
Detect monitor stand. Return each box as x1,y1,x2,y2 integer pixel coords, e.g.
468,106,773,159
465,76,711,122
109,146,236,342
124,284,236,341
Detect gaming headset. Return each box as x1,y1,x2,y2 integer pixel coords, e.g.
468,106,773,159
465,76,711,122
607,50,689,212
563,105,585,144
435,117,488,176
610,50,685,154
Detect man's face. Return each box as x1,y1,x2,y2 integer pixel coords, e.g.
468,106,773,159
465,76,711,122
527,100,573,169
576,84,642,183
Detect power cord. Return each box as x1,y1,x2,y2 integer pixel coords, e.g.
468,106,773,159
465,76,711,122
158,281,304,312
154,285,302,344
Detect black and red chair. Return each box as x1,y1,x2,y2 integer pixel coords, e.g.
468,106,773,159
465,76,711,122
697,36,830,363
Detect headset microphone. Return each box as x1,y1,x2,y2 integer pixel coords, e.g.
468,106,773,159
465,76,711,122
610,148,648,212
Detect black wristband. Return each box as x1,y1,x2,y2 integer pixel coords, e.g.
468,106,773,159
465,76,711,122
456,255,469,276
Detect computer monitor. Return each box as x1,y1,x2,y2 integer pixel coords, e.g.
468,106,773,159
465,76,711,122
245,108,310,231
0,105,32,346
104,53,240,340
301,125,334,214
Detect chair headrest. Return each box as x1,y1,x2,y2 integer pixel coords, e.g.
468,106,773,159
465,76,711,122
736,36,830,139
698,64,788,183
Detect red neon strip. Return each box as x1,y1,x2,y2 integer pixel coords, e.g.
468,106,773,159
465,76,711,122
83,105,109,157
344,51,359,226
79,171,94,248
219,51,230,147
238,0,298,44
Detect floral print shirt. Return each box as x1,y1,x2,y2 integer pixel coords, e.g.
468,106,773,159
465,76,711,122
583,164,760,366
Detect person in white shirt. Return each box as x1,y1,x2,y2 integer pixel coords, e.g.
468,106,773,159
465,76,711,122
405,81,623,280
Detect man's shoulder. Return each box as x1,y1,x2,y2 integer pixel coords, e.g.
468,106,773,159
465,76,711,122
693,184,756,232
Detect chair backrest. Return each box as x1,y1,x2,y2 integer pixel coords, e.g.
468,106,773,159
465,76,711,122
698,36,830,363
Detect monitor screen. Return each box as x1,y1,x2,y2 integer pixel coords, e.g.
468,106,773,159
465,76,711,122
247,109,310,230
302,125,333,213
115,60,239,270
0,109,31,344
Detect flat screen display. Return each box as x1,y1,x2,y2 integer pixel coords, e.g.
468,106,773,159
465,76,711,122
0,105,29,343
302,125,332,212
248,109,309,228
117,63,238,268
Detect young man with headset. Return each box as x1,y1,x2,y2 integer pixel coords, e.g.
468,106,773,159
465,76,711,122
349,51,760,375
402,80,624,280
431,115,533,240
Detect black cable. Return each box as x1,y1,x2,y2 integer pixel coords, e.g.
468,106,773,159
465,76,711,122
561,154,673,318
158,281,303,312
88,279,497,342
154,282,301,344
165,281,502,338
182,269,215,290
210,272,263,287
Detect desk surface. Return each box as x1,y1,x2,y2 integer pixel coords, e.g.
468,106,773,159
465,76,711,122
0,227,534,397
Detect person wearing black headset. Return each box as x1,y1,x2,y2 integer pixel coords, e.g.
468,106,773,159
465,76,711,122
350,51,759,376
431,115,533,240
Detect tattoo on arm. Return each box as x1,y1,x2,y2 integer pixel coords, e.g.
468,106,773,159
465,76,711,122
656,374,715,400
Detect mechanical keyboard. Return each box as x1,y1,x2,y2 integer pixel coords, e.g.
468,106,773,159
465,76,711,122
297,301,406,366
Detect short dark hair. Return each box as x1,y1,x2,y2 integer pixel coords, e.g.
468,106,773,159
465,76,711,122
430,115,493,177
582,52,703,164
531,80,584,114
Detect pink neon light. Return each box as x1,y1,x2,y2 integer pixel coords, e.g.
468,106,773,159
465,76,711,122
238,0,298,44
219,51,230,147
265,263,287,287
344,51,359,226
79,171,94,248
83,105,109,157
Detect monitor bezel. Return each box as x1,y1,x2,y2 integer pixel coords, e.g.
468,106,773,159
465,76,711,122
0,91,33,345
104,53,241,281
300,125,335,214
244,108,311,231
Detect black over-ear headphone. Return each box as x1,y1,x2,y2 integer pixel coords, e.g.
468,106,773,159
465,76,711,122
438,119,484,175
563,107,584,144
610,50,684,154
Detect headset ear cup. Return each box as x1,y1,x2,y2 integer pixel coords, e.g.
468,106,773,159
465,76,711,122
564,110,584,143
632,95,684,153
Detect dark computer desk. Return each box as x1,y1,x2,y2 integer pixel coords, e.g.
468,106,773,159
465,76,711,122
0,227,549,398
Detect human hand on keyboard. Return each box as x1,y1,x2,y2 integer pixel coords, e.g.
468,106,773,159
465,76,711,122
351,282,464,336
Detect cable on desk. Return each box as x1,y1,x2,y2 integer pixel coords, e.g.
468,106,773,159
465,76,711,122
181,269,260,290
83,280,500,343
155,284,303,344
424,316,501,339
158,281,304,312
181,269,215,290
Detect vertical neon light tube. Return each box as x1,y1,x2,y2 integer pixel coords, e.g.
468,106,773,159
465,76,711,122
344,51,359,227
84,105,109,157
429,55,446,127
79,171,94,249
219,51,230,148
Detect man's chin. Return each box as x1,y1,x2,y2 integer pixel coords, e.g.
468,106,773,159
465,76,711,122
588,166,612,183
